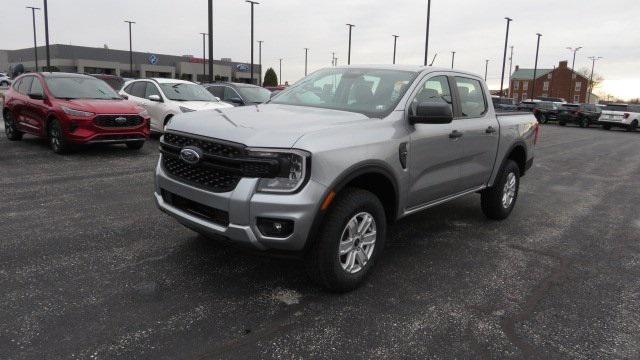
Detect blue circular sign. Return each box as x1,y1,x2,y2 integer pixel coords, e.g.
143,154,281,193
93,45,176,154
236,64,250,72
148,54,158,65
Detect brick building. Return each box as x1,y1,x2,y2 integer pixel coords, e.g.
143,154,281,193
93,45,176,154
509,60,590,103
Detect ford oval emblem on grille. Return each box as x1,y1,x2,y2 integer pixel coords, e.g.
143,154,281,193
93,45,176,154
114,117,127,124
179,146,203,165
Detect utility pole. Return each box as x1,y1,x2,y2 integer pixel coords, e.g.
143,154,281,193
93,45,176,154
258,40,263,85
587,56,603,104
208,0,214,82
346,24,355,65
246,1,259,85
567,46,582,102
508,46,514,89
124,20,135,77
532,33,542,101
392,35,399,64
424,0,431,66
26,6,41,72
451,51,456,69
43,0,51,69
485,59,489,81
499,17,513,98
304,48,309,76
200,32,207,82
279,58,282,85
331,52,336,67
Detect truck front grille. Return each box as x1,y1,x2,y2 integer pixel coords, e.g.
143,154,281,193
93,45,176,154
162,157,241,193
94,115,144,128
161,189,229,227
163,133,244,158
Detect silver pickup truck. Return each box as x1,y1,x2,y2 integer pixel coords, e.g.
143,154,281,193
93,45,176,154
155,65,539,291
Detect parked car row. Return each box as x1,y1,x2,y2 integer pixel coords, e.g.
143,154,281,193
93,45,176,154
0,72,12,87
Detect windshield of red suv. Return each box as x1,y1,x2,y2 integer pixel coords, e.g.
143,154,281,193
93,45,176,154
270,68,418,117
160,83,218,102
45,77,121,100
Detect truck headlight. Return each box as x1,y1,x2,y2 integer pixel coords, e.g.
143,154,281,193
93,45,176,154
247,148,310,194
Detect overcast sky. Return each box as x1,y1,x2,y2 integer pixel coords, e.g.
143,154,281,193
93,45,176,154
3,0,640,99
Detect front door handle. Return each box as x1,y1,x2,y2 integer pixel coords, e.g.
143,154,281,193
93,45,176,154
485,126,497,134
449,130,463,139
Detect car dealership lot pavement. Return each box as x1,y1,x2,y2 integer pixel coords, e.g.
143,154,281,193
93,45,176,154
1,125,639,359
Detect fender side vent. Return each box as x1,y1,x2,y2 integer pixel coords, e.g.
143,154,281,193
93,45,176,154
399,142,408,169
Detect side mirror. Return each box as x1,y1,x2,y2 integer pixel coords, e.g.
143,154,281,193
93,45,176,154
28,93,45,100
213,96,221,101
228,97,244,105
121,94,129,100
148,94,162,102
409,102,453,125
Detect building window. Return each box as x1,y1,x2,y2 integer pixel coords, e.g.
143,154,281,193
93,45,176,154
575,82,582,91
542,93,548,97
574,95,580,103
522,81,528,91
543,81,549,91
512,81,519,90
547,74,552,80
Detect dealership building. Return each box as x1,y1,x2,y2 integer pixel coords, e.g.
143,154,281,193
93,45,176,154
0,44,260,83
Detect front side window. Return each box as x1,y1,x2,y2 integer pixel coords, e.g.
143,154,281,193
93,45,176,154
126,82,147,98
17,76,33,95
159,83,218,102
237,86,271,103
145,83,161,98
30,78,44,96
455,77,487,118
410,75,452,116
45,77,120,100
207,86,224,98
223,86,240,100
270,67,418,118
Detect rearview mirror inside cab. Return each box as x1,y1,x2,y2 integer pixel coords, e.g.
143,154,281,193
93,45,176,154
409,102,453,125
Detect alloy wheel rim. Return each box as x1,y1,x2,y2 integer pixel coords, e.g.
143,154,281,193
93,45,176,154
502,172,517,208
5,119,13,136
338,212,377,274
51,126,60,150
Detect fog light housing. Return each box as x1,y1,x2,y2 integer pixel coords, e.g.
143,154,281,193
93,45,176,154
257,218,294,238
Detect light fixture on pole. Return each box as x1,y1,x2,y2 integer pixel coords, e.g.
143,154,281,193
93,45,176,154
567,46,582,101
26,6,41,72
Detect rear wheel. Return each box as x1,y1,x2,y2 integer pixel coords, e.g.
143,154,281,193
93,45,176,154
627,120,638,132
48,119,71,154
305,188,386,292
481,160,520,220
579,118,589,128
4,111,24,141
126,141,145,150
602,124,612,130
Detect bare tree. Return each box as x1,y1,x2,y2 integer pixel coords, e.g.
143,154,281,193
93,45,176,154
578,67,604,91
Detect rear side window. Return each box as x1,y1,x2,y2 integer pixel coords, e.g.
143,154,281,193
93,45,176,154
12,78,22,91
145,83,161,98
410,75,453,116
126,81,147,98
223,86,240,100
455,77,487,118
17,76,33,95
30,78,44,96
207,86,224,98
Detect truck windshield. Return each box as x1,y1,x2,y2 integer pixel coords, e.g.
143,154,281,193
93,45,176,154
270,68,418,117
160,83,218,102
45,77,121,100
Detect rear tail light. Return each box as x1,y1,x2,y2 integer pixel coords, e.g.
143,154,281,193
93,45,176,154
624,113,630,119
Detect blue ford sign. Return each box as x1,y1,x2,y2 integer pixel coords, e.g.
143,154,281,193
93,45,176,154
148,54,159,65
236,64,250,72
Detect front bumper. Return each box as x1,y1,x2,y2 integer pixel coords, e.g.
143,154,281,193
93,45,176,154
62,115,151,144
154,157,328,251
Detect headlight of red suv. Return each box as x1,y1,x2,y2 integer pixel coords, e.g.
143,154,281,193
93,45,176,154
61,106,94,117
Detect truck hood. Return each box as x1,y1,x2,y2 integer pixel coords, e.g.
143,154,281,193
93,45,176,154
58,99,143,114
175,101,233,111
166,104,370,148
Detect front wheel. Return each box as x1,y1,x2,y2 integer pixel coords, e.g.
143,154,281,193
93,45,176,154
305,188,387,292
626,120,638,132
48,119,71,154
579,118,589,128
4,111,24,141
481,160,520,220
539,114,548,124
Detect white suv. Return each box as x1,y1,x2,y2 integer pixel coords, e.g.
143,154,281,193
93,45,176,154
599,103,640,132
120,78,232,133
0,73,11,87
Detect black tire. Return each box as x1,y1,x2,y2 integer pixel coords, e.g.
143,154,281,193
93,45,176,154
602,124,611,130
559,121,566,126
579,118,589,128
481,160,520,220
539,114,548,124
626,120,638,132
48,119,71,154
305,188,387,292
126,140,145,150
0,81,9,87
4,111,24,141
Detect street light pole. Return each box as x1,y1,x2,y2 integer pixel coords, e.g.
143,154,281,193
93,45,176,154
499,17,513,98
200,32,207,82
451,51,456,69
392,35,399,64
246,1,259,85
43,0,50,69
208,0,214,82
331,52,336,67
26,6,40,72
424,0,431,66
587,56,603,104
532,33,542,101
567,46,582,102
508,45,514,89
304,48,309,76
124,20,135,77
279,58,282,85
485,59,489,81
258,40,263,85
346,24,355,65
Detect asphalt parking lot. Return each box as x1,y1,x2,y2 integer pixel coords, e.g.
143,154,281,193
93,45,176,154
1,123,639,359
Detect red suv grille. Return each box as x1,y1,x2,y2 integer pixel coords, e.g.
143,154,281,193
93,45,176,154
94,115,144,128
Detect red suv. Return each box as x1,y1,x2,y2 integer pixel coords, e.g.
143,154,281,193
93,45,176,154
2,72,150,153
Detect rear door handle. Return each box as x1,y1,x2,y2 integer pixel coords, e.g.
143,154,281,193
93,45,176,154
449,130,463,139
485,126,497,134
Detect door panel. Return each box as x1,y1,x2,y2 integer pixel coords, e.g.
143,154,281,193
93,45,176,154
144,82,165,131
26,77,48,135
407,75,466,208
453,76,500,189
